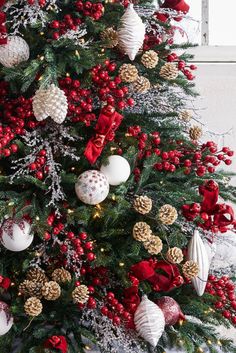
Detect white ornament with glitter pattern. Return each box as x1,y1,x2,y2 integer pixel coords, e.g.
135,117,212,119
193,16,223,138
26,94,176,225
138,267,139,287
100,155,131,186
0,218,34,252
0,301,13,336
75,170,110,205
0,36,30,68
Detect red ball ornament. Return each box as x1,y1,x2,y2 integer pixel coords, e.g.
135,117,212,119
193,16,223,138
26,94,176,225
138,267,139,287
156,296,185,326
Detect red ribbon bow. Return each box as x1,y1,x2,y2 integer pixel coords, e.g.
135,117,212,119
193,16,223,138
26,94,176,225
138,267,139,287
84,106,123,164
44,336,68,353
156,0,190,22
0,0,7,45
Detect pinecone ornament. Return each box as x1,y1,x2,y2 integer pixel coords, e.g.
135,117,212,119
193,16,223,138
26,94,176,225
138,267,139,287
133,76,151,94
158,204,178,225
32,89,48,121
133,222,152,242
179,110,192,122
144,235,163,255
133,195,152,214
182,261,199,279
72,285,89,304
26,268,48,284
166,247,183,264
24,297,43,317
141,50,159,69
119,64,139,83
100,28,119,48
19,280,43,298
41,281,61,301
159,63,179,80
52,268,72,284
189,125,203,140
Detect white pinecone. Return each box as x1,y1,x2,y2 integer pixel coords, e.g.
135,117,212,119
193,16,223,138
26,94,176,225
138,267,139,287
45,84,68,124
32,89,48,121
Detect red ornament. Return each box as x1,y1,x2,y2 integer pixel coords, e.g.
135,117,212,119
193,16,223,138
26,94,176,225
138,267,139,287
156,296,185,326
44,336,68,353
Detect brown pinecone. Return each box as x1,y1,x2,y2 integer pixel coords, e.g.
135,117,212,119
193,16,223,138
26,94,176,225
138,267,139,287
179,110,192,122
141,50,159,69
158,204,178,225
133,76,151,94
52,268,72,284
19,280,43,298
133,195,152,215
41,281,61,301
26,267,48,284
143,235,163,255
100,27,119,48
119,64,139,83
72,285,89,304
189,125,203,140
182,260,199,279
133,222,152,242
166,247,183,264
24,297,43,317
159,63,179,80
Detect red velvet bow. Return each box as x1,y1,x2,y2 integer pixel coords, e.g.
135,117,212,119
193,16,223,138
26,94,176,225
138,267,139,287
84,106,123,164
44,336,68,353
0,0,7,45
182,180,235,233
156,0,190,22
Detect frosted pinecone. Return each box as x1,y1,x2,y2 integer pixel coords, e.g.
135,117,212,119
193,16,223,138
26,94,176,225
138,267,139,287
133,222,152,242
158,204,178,225
133,76,151,94
133,195,152,214
45,84,68,124
26,268,48,284
179,110,192,122
0,36,30,68
119,64,139,83
182,261,199,279
24,297,43,317
159,63,179,80
143,235,163,255
189,125,203,140
100,27,119,48
141,50,159,68
19,280,43,298
32,88,48,121
166,247,184,264
42,281,61,301
52,268,72,284
72,285,89,304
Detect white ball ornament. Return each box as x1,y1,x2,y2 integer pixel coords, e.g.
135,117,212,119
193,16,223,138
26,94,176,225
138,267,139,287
0,301,13,336
75,170,109,205
0,36,30,68
0,218,34,252
100,155,131,186
134,296,165,347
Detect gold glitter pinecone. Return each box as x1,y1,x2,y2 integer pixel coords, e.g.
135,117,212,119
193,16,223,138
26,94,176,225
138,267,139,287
179,110,192,122
133,195,152,215
133,76,151,94
159,63,179,80
52,268,72,284
100,27,119,48
141,50,159,69
158,204,178,225
166,247,184,264
189,125,203,140
119,64,139,83
41,281,61,301
182,260,199,279
133,222,152,242
26,267,48,284
24,297,43,317
19,280,43,298
144,235,163,255
72,285,89,304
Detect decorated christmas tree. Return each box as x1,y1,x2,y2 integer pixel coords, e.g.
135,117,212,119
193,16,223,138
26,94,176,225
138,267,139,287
0,0,236,352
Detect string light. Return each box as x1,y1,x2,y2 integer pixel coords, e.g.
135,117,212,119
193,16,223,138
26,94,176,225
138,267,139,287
100,248,105,252
207,339,212,345
8,201,14,206
197,348,203,353
217,340,222,346
40,32,44,36
35,216,40,221
84,346,91,351
66,72,70,77
119,262,125,267
179,319,184,326
67,209,74,214
75,50,80,57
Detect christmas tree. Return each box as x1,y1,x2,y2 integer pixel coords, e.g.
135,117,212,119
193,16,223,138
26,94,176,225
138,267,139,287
0,0,236,352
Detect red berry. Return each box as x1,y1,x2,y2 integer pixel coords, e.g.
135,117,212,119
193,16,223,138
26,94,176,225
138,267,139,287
225,159,232,165
10,144,18,153
231,316,236,325
222,310,231,319
231,301,236,310
44,231,51,241
36,171,43,180
87,252,95,261
84,241,94,250
113,316,121,326
107,292,115,301
79,232,87,240
88,285,95,294
75,281,81,287
52,32,60,40
87,297,96,309
200,212,209,221
50,20,60,29
215,301,224,309
101,306,109,316
60,244,68,253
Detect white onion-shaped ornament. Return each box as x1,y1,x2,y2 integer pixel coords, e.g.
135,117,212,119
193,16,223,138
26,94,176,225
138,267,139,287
0,218,34,252
118,4,145,61
0,301,13,336
134,296,165,347
0,36,30,68
187,229,209,296
100,155,131,186
75,170,109,205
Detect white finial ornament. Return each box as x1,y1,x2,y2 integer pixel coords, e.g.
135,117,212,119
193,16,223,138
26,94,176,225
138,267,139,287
0,36,30,68
0,301,13,336
118,4,145,61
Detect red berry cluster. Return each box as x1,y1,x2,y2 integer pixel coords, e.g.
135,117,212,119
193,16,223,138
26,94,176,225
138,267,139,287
167,53,197,80
75,1,104,21
59,77,96,126
143,34,163,51
28,149,49,180
27,0,46,7
50,16,82,40
81,265,110,288
75,279,97,310
101,292,131,326
0,125,18,158
205,274,236,325
0,274,11,290
91,60,134,111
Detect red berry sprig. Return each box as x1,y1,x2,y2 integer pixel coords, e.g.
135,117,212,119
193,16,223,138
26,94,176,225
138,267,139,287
167,52,197,80
28,149,48,180
50,16,82,40
101,292,132,326
75,1,104,21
